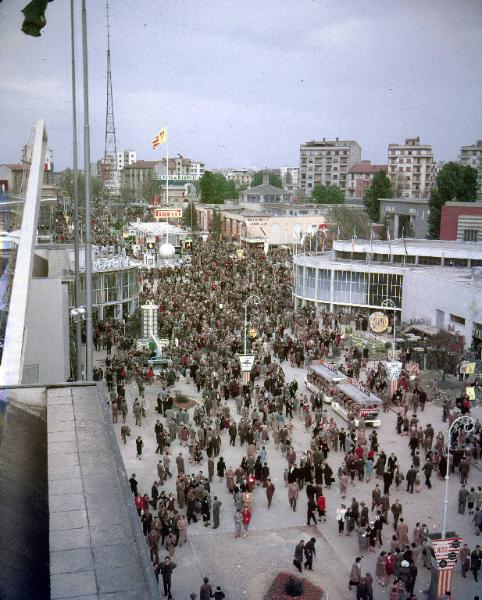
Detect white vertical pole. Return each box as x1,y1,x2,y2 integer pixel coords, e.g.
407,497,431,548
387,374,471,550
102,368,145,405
165,135,169,206
70,0,82,381
81,0,93,380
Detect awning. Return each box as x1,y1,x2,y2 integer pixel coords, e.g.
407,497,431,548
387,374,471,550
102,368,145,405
336,380,382,405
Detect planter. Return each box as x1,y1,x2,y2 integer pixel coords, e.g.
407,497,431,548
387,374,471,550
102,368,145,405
264,572,324,600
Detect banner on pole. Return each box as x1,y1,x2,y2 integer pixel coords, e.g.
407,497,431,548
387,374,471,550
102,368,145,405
238,354,255,372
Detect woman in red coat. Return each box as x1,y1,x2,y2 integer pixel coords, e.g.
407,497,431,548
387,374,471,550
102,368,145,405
316,494,326,521
241,506,251,537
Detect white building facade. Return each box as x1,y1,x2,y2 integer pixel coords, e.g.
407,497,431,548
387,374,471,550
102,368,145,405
116,149,137,171
293,239,482,348
299,139,362,197
388,137,436,199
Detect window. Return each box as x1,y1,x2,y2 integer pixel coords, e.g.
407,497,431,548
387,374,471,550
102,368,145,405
317,269,331,300
334,270,351,303
295,265,304,295
450,314,465,326
463,229,478,242
445,258,468,267
368,272,403,308
418,255,442,266
306,267,316,299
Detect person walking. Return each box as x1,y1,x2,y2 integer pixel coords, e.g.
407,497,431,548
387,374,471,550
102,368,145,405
349,557,362,590
422,460,433,489
405,465,417,494
133,398,142,426
213,586,225,600
337,503,347,535
458,485,470,514
159,556,176,599
471,545,481,582
317,493,326,521
460,543,470,578
234,509,242,538
293,539,305,573
200,577,214,600
307,496,317,526
136,436,144,460
266,479,275,508
304,537,316,571
241,505,251,537
212,496,222,529
288,481,299,512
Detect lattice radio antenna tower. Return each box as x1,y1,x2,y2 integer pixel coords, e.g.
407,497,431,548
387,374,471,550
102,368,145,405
102,0,119,198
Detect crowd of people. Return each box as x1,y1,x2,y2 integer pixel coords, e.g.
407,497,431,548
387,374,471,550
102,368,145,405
93,236,481,600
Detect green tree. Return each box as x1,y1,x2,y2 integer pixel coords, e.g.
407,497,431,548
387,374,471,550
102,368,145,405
209,210,223,239
311,184,344,204
182,202,198,231
363,170,393,222
326,205,372,240
251,171,282,188
59,169,102,205
222,179,239,200
428,162,478,239
200,171,224,203
141,171,158,204
120,185,135,205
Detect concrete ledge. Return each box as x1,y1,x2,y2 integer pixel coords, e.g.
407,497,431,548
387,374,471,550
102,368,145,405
47,384,160,600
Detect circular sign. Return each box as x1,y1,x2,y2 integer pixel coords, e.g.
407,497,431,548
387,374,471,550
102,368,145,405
448,552,457,560
439,559,447,568
369,312,389,333
451,540,461,549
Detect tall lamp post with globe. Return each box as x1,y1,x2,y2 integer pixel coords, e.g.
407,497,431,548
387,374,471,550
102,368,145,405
442,414,475,537
381,298,402,395
244,294,260,354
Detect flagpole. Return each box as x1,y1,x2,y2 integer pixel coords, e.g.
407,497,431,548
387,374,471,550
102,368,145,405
167,136,169,206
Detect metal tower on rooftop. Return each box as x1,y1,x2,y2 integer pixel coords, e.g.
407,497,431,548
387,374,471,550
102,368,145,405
101,0,119,199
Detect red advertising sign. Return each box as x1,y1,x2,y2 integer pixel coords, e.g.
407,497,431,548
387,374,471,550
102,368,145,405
154,208,182,219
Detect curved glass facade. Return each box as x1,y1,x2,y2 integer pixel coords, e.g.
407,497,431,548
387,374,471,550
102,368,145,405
295,261,403,311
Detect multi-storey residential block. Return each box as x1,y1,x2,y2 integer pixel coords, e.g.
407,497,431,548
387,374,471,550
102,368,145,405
212,169,255,186
346,161,387,199
155,156,205,181
116,149,137,171
122,160,159,193
459,140,482,200
387,137,436,199
299,138,361,197
280,166,299,192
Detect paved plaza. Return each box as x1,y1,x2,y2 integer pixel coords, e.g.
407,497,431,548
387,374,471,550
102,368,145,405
96,349,482,600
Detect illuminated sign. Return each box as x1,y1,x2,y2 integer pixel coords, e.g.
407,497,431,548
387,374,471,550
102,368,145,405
369,311,389,333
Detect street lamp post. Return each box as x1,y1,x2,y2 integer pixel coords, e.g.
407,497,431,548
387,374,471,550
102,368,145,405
441,414,475,537
381,298,397,361
244,294,260,354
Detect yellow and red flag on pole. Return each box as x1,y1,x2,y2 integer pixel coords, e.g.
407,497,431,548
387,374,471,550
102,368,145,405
151,127,167,150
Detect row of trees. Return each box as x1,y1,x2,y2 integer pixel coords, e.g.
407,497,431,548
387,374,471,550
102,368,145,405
59,169,103,203
199,170,285,203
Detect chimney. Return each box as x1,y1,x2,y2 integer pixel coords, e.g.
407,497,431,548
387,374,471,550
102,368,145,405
262,172,270,185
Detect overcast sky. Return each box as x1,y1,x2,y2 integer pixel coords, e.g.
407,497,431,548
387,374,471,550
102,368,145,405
0,0,481,171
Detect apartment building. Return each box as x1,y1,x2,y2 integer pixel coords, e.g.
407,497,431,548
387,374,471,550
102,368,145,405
459,140,482,200
388,137,436,199
346,161,388,199
212,168,255,186
116,149,137,171
155,156,205,181
299,138,361,197
280,166,299,192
